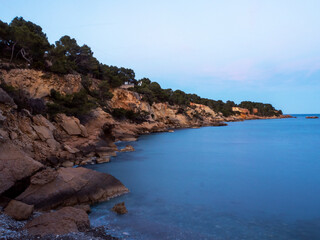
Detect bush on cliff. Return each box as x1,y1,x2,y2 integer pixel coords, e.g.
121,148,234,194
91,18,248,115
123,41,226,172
0,81,46,114
47,89,96,117
111,108,148,123
239,101,278,116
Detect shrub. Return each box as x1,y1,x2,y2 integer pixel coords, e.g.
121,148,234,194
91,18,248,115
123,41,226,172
47,89,96,117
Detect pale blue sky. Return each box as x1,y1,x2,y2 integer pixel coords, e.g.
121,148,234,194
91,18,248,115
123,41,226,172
1,0,320,113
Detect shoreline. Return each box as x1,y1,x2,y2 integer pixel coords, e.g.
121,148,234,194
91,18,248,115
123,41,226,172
86,114,296,239
0,113,293,239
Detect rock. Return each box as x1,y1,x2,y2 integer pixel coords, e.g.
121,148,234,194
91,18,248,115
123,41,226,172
9,131,18,140
74,204,91,213
62,160,74,168
306,116,319,119
30,169,58,185
0,110,6,123
0,196,11,208
46,156,60,166
17,167,129,210
46,138,60,150
55,114,88,137
4,200,34,220
120,145,135,152
168,129,174,133
96,156,110,164
111,202,128,214
0,142,43,195
32,115,55,131
32,125,53,141
0,87,16,107
25,207,89,236
63,144,80,154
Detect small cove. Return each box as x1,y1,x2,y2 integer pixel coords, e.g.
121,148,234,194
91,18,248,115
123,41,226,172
86,115,320,240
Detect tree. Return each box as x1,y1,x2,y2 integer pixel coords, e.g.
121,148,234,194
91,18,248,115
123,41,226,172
49,35,79,74
76,44,99,76
8,17,50,68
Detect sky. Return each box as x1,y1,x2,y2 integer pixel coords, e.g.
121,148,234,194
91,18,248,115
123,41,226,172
1,0,320,114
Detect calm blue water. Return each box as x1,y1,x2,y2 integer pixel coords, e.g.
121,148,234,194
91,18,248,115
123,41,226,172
86,115,320,240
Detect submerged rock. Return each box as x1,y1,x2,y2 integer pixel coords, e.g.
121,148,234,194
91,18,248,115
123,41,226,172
16,167,129,210
4,200,34,221
25,207,89,236
112,202,128,215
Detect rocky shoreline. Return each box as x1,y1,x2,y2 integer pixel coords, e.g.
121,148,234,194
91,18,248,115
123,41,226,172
0,68,292,239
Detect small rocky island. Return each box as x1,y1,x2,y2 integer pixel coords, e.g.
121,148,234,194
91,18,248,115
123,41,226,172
0,17,291,239
306,116,319,119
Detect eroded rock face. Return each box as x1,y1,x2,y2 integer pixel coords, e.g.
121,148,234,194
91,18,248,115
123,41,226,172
4,200,34,221
0,142,43,195
17,167,129,210
0,69,82,98
25,207,89,236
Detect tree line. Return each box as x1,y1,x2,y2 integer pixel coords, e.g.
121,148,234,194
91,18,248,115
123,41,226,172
0,17,282,117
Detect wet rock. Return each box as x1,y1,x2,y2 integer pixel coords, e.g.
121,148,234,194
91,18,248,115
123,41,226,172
25,207,89,236
112,202,128,215
17,167,129,210
306,116,319,119
96,156,110,164
74,204,91,213
120,145,135,152
0,142,43,195
4,200,34,220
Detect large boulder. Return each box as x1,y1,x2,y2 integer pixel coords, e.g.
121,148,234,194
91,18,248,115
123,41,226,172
16,167,129,210
55,114,88,137
4,200,34,220
30,168,58,185
0,142,43,195
112,202,128,215
25,207,89,236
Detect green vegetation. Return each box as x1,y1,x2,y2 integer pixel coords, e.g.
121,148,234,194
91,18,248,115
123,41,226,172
0,17,282,118
132,79,237,116
47,89,96,117
0,81,46,114
111,108,149,123
238,101,282,116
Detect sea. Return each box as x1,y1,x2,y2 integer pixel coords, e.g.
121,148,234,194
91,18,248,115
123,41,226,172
86,114,320,240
